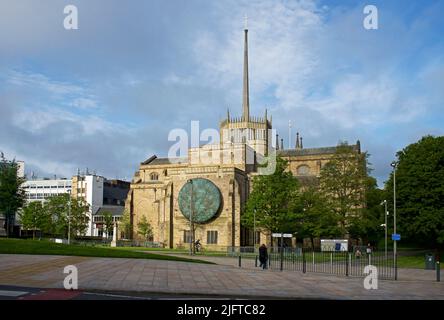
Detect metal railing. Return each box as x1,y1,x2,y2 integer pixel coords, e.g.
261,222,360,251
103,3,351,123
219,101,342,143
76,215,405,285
232,247,396,280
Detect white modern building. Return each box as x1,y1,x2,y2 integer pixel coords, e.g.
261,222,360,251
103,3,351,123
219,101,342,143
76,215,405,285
22,178,72,202
72,174,130,237
17,161,25,178
20,172,129,238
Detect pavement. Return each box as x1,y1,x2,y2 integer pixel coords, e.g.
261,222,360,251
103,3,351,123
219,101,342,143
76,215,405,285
0,254,443,300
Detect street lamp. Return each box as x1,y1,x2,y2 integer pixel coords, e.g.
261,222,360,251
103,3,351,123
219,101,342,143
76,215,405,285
67,189,71,245
188,179,194,256
253,209,256,251
380,200,389,258
391,161,398,280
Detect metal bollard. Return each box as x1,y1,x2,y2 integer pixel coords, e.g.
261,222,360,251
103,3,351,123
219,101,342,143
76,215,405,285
437,261,441,282
303,250,306,274
238,255,241,268
255,255,258,267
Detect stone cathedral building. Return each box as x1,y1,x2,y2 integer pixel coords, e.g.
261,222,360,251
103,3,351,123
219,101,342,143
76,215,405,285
125,26,361,249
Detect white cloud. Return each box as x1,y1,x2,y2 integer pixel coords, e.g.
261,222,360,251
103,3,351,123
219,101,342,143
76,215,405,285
7,70,84,96
191,0,437,131
70,97,98,109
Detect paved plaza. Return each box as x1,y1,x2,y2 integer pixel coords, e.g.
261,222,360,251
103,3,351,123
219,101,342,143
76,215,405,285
0,254,442,299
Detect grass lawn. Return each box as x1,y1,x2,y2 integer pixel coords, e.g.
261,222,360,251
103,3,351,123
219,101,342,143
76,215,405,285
0,238,212,264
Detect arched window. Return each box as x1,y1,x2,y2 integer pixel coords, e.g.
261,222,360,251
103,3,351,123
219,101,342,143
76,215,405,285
297,165,310,176
150,172,159,181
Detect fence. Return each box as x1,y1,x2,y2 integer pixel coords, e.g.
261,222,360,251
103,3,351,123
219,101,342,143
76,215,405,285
116,240,164,248
234,247,396,280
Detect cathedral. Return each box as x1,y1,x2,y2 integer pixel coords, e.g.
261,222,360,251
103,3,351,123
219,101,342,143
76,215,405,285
125,26,361,249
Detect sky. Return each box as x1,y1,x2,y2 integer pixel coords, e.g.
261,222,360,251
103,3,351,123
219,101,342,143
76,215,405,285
0,0,443,186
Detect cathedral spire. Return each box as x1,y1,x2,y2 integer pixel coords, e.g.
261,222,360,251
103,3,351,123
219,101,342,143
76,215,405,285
296,132,300,149
242,15,250,122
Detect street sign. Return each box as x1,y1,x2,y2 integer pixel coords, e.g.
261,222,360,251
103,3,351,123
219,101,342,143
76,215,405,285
272,233,293,238
392,233,401,241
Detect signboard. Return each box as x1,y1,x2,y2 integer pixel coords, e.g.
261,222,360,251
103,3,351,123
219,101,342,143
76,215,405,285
320,239,348,252
272,233,293,238
392,233,401,241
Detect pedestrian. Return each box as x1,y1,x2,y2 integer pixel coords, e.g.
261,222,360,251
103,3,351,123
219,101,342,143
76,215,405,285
195,239,201,252
259,244,268,270
366,243,372,255
355,249,362,259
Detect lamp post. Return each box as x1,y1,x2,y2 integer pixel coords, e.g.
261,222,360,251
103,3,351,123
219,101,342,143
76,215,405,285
253,209,256,251
188,179,194,256
67,189,71,245
380,200,388,258
391,161,398,280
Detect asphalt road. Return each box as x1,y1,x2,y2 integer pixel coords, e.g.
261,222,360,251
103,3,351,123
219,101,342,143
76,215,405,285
0,285,245,300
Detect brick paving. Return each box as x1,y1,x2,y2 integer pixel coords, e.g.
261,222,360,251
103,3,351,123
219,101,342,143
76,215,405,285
0,254,442,299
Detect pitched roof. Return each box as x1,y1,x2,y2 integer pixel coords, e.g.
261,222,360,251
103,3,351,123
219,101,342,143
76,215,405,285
95,205,125,216
278,144,360,157
142,155,188,166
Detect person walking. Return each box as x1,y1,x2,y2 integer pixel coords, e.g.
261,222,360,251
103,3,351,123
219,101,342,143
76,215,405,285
259,244,268,270
195,239,201,253
355,249,362,259
366,243,372,255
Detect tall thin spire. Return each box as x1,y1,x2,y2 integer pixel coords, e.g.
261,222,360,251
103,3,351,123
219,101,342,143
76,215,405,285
296,132,300,149
242,15,250,122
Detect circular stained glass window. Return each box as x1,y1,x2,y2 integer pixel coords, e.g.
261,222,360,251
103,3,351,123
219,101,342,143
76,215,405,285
178,178,221,224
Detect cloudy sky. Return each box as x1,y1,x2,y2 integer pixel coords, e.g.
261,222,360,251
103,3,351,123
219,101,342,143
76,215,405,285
0,0,443,186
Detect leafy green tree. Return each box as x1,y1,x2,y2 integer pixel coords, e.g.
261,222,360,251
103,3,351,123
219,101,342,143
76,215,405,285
44,194,90,238
319,143,368,236
102,211,114,239
0,153,26,236
348,176,384,244
242,156,300,244
119,209,132,239
385,135,444,249
294,184,341,248
20,201,47,239
137,215,153,241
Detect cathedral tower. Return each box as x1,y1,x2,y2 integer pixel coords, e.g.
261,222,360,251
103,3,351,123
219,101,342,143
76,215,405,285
220,21,272,156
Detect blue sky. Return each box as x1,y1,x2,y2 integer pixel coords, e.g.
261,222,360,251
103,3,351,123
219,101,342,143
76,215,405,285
0,0,443,186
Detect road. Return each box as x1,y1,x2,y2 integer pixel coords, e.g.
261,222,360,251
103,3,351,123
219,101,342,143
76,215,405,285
0,285,245,300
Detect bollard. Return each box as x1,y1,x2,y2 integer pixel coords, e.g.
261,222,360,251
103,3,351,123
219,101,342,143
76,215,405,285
303,249,306,274
238,255,241,268
437,261,441,282
255,255,258,267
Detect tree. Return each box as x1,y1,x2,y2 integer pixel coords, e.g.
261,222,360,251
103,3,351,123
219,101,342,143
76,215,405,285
294,184,341,248
319,143,368,237
0,153,26,236
119,209,132,239
137,215,153,241
385,135,444,249
44,194,90,238
102,211,114,239
348,176,384,244
20,201,47,239
242,156,300,245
